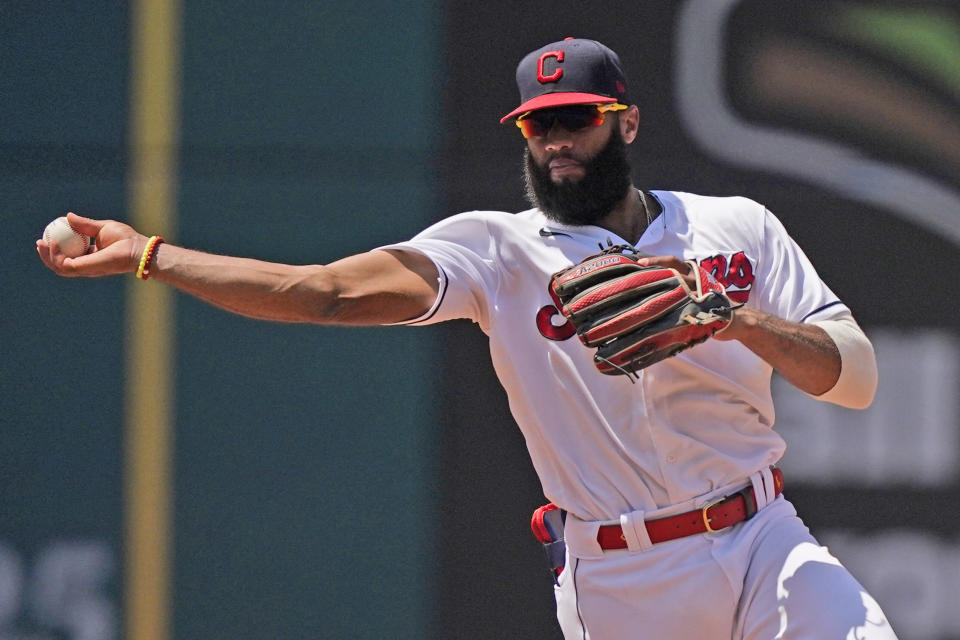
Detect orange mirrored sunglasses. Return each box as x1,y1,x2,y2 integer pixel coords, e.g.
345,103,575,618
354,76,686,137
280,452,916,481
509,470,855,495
515,103,627,139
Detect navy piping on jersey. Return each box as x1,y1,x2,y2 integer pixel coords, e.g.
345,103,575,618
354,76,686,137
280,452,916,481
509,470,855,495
800,300,844,323
572,558,586,638
410,263,449,324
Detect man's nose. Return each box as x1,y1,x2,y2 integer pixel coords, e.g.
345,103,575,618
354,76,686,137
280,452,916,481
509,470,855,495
543,122,574,151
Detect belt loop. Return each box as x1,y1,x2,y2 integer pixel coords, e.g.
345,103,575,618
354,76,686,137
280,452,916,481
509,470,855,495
750,470,770,511
619,510,654,552
760,467,777,504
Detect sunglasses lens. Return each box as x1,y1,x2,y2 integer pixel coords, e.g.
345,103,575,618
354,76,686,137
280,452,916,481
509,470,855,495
518,117,548,138
517,106,605,138
557,107,604,131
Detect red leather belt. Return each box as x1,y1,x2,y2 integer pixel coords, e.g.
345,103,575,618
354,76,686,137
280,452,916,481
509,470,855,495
597,468,785,549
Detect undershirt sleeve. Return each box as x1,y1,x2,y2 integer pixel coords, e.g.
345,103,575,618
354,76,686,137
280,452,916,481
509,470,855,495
810,315,878,409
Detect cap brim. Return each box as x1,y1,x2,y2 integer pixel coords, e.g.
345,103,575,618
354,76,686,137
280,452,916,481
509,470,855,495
499,93,619,123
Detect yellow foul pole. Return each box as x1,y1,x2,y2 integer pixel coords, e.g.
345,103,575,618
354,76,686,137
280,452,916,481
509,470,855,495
126,0,180,638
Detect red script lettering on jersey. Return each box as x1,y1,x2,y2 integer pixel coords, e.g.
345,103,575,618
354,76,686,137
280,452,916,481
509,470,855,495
699,251,754,304
536,304,576,341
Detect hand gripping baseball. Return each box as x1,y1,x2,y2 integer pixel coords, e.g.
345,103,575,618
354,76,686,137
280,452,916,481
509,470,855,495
37,212,149,278
549,246,740,378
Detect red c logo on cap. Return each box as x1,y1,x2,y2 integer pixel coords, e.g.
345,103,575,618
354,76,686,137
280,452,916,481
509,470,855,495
537,51,564,83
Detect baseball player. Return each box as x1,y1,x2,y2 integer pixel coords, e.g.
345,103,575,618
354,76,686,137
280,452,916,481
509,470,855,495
37,38,897,639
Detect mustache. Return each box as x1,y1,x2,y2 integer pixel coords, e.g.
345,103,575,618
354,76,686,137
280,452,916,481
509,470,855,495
540,151,583,165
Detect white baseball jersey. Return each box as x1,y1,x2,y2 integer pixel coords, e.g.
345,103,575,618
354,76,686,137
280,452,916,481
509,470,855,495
381,190,848,522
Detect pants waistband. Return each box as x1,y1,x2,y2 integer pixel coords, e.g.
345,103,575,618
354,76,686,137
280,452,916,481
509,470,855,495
563,467,784,558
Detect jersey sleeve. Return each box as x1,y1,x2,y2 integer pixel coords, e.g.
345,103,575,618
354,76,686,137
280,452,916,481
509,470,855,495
751,208,848,323
377,211,500,330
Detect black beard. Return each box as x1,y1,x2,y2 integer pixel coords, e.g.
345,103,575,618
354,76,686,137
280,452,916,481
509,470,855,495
523,127,633,226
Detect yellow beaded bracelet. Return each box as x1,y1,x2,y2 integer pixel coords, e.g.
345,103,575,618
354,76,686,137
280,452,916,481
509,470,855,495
136,236,165,280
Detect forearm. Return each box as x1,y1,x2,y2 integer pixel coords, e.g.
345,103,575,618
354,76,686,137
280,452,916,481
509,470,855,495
151,244,339,323
718,306,841,396
149,244,439,325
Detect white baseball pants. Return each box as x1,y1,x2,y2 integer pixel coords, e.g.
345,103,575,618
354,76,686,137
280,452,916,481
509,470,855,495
554,497,898,639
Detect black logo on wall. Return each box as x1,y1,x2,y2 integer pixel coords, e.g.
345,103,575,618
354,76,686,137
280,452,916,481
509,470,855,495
675,0,960,247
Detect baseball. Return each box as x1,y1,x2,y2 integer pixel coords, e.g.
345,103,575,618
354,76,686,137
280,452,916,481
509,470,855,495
43,216,90,258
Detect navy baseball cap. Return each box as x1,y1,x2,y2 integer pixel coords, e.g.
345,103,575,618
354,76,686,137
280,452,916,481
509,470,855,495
500,38,632,123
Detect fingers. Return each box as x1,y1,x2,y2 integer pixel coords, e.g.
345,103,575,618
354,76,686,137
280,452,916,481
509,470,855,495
636,255,690,273
65,212,106,238
36,237,80,277
36,239,55,269
37,233,133,278
56,249,115,277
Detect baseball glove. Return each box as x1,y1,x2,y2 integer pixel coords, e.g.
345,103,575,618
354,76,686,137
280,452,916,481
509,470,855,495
549,245,739,378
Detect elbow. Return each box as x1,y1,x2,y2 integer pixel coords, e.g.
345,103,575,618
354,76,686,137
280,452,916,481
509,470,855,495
810,317,878,409
279,265,343,324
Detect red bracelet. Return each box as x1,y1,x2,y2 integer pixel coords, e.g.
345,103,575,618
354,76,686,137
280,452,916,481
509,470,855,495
137,236,165,280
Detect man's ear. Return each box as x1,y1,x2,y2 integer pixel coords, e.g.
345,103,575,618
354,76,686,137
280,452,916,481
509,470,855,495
619,105,640,144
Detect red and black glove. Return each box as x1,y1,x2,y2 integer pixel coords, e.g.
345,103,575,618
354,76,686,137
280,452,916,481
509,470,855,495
549,246,739,377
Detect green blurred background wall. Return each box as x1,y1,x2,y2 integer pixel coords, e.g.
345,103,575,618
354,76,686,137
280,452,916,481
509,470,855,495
2,4,130,639
172,2,440,638
3,2,440,638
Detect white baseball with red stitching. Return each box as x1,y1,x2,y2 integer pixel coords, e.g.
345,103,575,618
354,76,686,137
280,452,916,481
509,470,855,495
43,216,90,258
